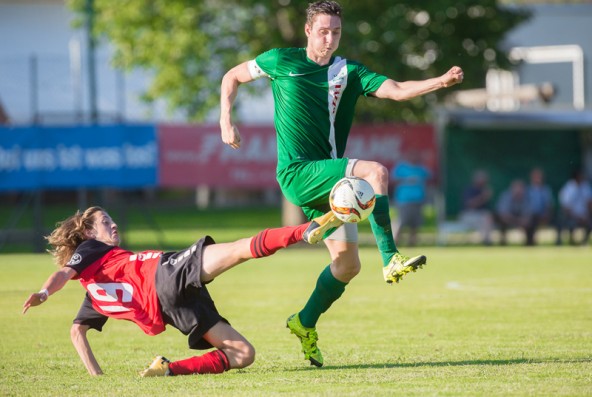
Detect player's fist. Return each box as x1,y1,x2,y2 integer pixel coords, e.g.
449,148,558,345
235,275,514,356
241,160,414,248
221,123,242,149
441,66,464,88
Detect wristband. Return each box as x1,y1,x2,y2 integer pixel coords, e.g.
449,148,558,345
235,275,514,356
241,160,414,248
39,288,49,302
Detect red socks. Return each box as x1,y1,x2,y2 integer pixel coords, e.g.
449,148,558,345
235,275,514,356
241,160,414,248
168,350,230,375
250,223,310,258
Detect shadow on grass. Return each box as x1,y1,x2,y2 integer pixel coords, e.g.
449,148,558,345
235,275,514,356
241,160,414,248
288,357,592,372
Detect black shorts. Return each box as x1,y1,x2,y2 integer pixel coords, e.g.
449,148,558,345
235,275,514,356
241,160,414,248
155,236,229,350
73,293,109,331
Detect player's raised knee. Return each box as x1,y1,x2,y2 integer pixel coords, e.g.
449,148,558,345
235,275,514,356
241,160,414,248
354,160,388,189
372,162,389,185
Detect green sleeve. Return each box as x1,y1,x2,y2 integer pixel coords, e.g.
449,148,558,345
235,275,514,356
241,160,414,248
356,63,389,96
255,48,282,78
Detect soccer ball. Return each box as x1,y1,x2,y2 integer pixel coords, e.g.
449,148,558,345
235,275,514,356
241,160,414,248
329,177,376,223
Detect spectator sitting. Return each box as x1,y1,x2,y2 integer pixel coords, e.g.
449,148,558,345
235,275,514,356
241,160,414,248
496,179,533,245
556,169,592,245
390,150,432,246
0,97,9,125
459,170,494,245
526,168,554,246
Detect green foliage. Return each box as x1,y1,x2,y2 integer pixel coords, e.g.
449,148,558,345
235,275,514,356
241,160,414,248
3,247,591,396
68,0,257,120
67,0,530,122
501,0,587,4
242,0,531,122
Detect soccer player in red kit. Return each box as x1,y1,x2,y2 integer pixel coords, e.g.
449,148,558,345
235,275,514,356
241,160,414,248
23,206,312,377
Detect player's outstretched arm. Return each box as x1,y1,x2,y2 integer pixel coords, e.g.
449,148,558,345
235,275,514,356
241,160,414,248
22,267,77,314
71,323,103,376
373,66,464,102
220,61,255,149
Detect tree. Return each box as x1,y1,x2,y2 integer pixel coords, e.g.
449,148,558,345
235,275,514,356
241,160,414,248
68,0,530,122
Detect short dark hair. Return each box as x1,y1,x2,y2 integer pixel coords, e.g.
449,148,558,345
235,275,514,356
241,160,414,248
306,1,342,26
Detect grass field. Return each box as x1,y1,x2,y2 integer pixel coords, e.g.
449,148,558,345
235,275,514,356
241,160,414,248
1,240,591,396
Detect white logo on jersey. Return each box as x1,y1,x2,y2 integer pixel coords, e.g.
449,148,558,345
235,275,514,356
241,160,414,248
129,251,161,261
87,282,133,313
68,253,82,266
289,71,305,77
161,243,198,266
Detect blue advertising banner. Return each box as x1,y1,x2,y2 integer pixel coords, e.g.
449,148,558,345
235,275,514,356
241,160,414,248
0,125,157,190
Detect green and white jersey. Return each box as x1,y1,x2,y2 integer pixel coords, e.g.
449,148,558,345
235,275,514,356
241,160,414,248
252,47,388,172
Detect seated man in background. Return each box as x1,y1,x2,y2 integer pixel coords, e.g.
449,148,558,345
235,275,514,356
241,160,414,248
556,169,592,245
459,170,494,245
526,168,554,246
495,179,533,245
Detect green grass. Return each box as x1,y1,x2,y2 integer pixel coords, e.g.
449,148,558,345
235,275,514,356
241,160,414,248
1,245,591,396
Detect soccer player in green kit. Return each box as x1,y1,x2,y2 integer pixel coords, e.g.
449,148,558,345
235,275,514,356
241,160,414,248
220,0,464,367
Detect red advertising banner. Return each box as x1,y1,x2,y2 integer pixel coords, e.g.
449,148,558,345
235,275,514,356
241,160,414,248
346,124,437,175
158,123,436,188
159,124,277,188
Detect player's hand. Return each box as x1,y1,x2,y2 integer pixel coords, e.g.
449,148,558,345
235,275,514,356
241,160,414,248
441,66,464,88
22,292,47,314
221,123,242,149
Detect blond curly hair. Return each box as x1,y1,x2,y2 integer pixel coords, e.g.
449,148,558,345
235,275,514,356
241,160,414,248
45,206,104,267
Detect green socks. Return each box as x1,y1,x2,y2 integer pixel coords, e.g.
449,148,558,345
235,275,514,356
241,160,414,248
369,194,398,266
298,265,347,328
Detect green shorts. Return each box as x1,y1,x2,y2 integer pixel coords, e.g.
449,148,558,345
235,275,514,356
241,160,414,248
277,158,349,220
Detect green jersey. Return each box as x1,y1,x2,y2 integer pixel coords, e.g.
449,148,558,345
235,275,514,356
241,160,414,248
254,48,388,172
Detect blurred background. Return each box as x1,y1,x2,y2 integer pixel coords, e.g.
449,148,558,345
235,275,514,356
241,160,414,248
1,0,591,251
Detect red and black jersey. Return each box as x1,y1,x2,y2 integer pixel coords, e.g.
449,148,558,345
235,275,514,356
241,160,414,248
67,240,166,336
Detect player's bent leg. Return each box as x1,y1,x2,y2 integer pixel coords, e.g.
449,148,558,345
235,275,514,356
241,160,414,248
351,159,428,280
201,321,255,370
145,322,255,377
351,160,401,263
